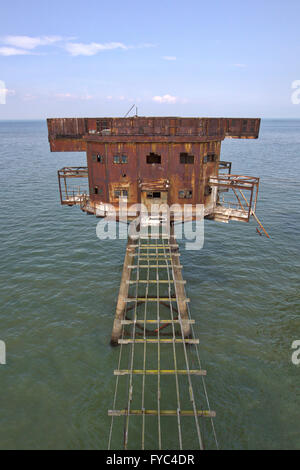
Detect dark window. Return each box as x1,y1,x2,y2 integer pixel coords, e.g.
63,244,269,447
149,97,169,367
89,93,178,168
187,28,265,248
92,154,104,163
242,120,248,132
147,153,161,164
180,153,194,164
114,189,128,198
93,186,103,195
204,154,217,163
97,120,109,133
113,155,127,164
204,185,212,196
146,192,161,199
179,190,193,199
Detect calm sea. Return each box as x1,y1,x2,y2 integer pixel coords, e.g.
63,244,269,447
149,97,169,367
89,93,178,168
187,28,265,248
0,120,299,450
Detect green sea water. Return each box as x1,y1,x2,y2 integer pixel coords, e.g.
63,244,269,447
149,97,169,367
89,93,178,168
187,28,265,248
0,119,299,450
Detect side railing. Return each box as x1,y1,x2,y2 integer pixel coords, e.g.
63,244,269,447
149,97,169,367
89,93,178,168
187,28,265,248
58,167,89,206
219,161,232,175
209,174,260,222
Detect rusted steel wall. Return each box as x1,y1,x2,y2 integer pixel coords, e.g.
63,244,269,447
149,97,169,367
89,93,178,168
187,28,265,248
47,117,260,152
86,141,221,208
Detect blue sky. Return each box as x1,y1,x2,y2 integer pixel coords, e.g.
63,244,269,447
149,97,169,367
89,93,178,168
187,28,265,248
0,0,300,119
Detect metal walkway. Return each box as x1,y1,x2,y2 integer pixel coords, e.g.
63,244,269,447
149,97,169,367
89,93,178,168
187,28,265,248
108,225,218,450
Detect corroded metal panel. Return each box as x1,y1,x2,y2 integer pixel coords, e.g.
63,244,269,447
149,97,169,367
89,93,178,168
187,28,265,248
49,137,87,152
47,117,261,152
85,140,222,207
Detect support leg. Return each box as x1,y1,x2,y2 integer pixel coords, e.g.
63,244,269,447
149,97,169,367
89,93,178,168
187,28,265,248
110,236,137,346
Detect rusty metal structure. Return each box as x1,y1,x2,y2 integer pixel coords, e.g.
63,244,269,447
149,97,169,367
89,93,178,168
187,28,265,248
47,116,266,450
48,117,262,222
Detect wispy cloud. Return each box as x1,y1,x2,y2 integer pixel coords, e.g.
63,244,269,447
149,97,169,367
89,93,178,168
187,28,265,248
65,41,155,56
233,63,247,68
55,93,75,99
0,36,155,58
54,92,94,101
2,35,64,50
162,56,177,61
65,42,128,56
0,47,32,56
152,94,178,104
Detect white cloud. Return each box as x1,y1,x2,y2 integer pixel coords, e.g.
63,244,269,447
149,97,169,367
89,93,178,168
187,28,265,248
152,94,178,104
0,47,32,56
0,36,155,57
54,92,94,101
65,41,129,56
65,41,155,56
162,56,177,61
2,35,63,50
55,93,75,99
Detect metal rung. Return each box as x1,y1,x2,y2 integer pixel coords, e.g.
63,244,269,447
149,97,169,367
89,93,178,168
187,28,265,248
114,369,207,376
138,258,172,262
139,237,170,240
125,298,190,303
126,280,186,285
121,319,195,325
118,339,199,345
129,265,183,269
108,410,216,418
130,253,180,257
129,244,178,248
